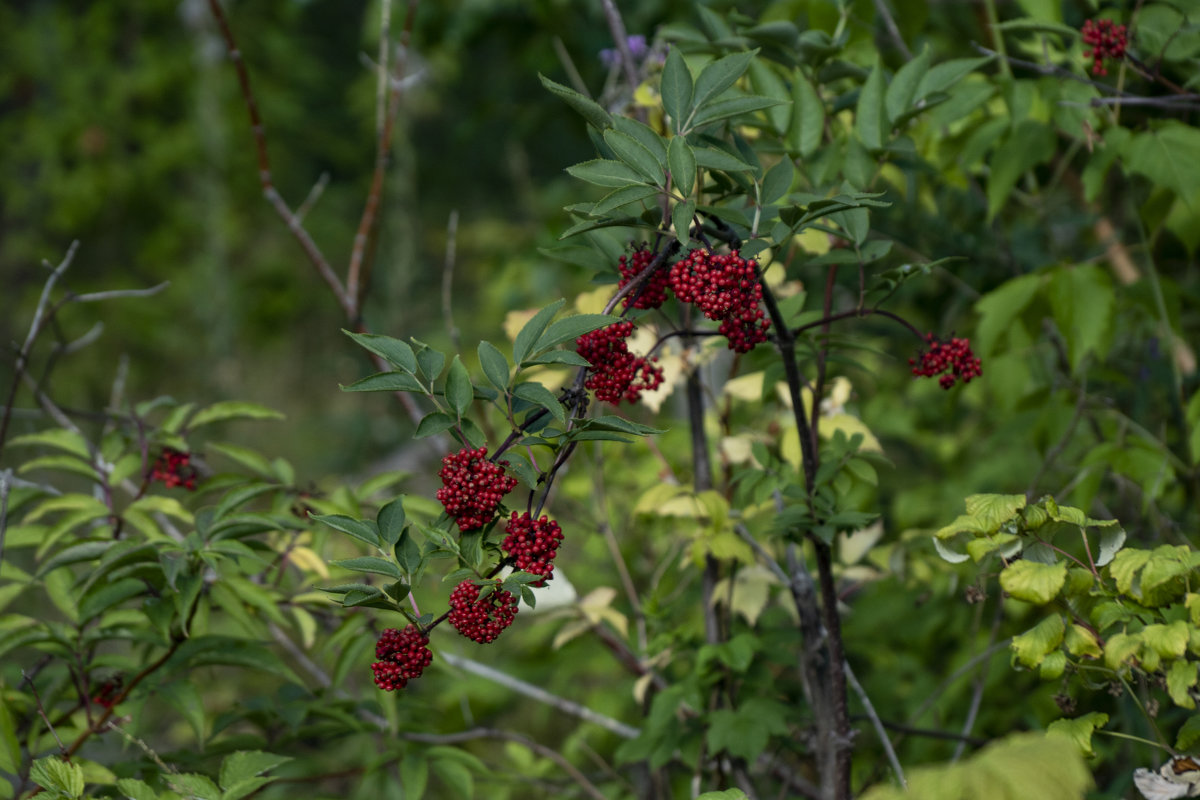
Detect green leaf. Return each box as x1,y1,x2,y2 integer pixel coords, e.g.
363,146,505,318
115,778,158,800
987,120,1056,219
974,273,1043,358
1011,613,1064,669
377,498,406,549
341,371,425,393
445,356,474,418
1000,560,1067,604
431,758,473,800
30,757,84,798
0,694,20,775
612,117,667,164
1046,713,1108,757
8,429,91,459
415,411,456,439
310,514,381,548
1168,660,1198,709
787,70,824,158
513,300,565,365
401,754,429,799
79,577,145,622
342,331,417,373
332,556,403,579
477,341,511,392
691,95,786,129
566,159,651,188
1104,631,1142,670
592,184,660,215
668,136,696,197
856,58,888,150
219,751,291,790
525,351,592,367
692,50,758,113
673,198,696,246
603,129,664,184
915,55,995,101
537,314,621,352
1064,624,1102,659
169,774,220,800
965,493,1027,531
394,529,422,575
189,401,284,429
1143,621,1190,659
693,146,756,172
661,48,693,133
697,792,749,800
1176,715,1200,751
1047,265,1114,372
539,74,612,130
415,342,446,382
512,382,566,425
760,158,793,206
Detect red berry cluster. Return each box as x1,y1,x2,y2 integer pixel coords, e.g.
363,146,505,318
668,249,770,353
448,579,519,643
1082,18,1128,76
618,244,671,310
502,511,564,587
575,321,664,404
90,676,122,709
436,447,518,531
150,447,197,490
910,334,983,389
371,625,433,691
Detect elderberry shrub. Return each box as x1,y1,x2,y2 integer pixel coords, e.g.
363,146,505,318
371,626,433,691
617,244,671,310
448,579,519,643
436,446,518,531
1081,18,1128,76
910,333,983,389
575,321,664,405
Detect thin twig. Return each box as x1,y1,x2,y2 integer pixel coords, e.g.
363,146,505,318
21,672,68,758
439,651,640,739
551,36,591,97
909,638,1011,724
599,0,640,94
845,661,906,789
72,282,170,303
399,727,608,800
872,0,912,59
951,599,1004,761
295,172,330,221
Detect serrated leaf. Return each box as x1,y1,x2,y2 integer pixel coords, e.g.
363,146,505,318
332,557,402,579
673,198,696,246
115,778,158,800
169,774,220,800
189,402,283,429
30,757,84,798
1064,624,1102,659
1104,631,1142,670
219,751,291,790
1000,560,1067,604
415,411,456,439
540,74,612,130
591,184,660,215
603,129,664,184
377,498,406,549
761,157,793,205
661,48,693,132
513,300,565,365
445,356,473,418
1169,660,1198,709
566,159,651,188
342,331,417,373
537,314,620,352
691,95,786,129
525,351,592,367
311,513,380,548
787,69,824,157
394,529,422,575
668,136,696,197
915,55,995,101
477,341,511,392
79,577,146,622
1143,621,1190,659
1011,613,1064,669
1047,712,1109,757
693,147,755,172
341,371,426,393
856,58,887,150
512,382,566,425
692,50,758,113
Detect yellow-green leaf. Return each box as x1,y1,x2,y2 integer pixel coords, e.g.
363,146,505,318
1104,631,1142,670
1012,614,1064,669
1064,624,1102,659
1168,660,1198,709
1143,621,1190,659
1047,712,1109,757
1000,560,1067,604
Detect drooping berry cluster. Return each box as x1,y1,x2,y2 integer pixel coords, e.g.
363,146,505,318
436,447,518,531
150,447,197,490
448,579,519,643
1082,18,1128,76
910,334,983,389
371,625,433,691
668,249,771,353
575,321,664,404
618,244,671,310
502,511,564,587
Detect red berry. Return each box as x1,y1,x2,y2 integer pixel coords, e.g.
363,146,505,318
668,249,770,352
1081,18,1127,76
448,579,519,643
911,333,982,389
371,625,433,691
618,244,672,310
436,447,518,532
150,447,198,491
575,321,664,405
502,511,564,587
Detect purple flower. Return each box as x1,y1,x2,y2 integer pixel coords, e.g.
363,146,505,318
600,35,648,67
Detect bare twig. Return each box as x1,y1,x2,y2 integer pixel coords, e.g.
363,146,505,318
295,172,331,222
599,0,640,93
72,282,170,303
872,0,912,60
845,662,906,789
399,727,608,800
439,651,640,739
951,599,1004,761
204,0,350,315
551,36,591,97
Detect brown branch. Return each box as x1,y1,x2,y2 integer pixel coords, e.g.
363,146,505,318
205,0,351,316
346,0,420,314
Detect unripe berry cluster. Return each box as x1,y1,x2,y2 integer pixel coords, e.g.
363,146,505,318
668,249,770,353
1082,18,1128,76
618,244,671,310
150,447,197,490
371,625,433,691
436,447,518,531
910,334,983,389
502,511,564,587
575,321,664,404
448,579,519,643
